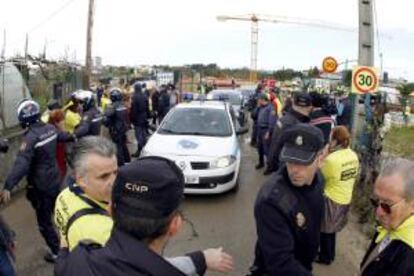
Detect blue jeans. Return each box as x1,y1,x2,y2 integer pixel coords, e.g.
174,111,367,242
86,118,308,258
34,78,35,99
0,249,15,276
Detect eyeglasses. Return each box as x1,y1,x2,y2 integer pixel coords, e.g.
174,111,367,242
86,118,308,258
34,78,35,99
370,198,404,214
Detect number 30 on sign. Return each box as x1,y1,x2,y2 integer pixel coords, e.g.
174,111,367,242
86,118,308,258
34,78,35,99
352,66,379,94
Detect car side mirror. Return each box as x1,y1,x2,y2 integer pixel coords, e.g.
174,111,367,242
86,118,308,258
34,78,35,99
236,126,249,136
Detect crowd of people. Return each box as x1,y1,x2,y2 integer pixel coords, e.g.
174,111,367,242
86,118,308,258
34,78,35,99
0,80,412,275
247,83,414,275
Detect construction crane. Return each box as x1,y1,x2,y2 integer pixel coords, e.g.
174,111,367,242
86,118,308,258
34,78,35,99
217,14,356,82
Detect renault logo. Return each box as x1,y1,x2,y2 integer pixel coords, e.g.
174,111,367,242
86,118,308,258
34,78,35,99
178,161,186,171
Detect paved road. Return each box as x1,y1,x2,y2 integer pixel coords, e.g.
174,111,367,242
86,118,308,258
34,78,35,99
2,133,366,275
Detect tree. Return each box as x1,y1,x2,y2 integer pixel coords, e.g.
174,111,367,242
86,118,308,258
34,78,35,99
308,66,320,78
397,82,414,124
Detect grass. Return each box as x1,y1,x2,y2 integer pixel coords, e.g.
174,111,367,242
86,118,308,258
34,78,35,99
383,126,414,159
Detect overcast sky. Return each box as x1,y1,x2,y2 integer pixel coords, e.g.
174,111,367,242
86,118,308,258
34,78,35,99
1,0,413,80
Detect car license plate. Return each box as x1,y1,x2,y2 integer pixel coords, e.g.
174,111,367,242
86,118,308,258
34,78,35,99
185,176,199,184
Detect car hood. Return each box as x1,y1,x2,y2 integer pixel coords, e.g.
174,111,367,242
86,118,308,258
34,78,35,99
144,133,238,157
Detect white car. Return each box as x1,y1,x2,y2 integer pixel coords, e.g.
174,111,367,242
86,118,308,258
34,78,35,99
141,100,247,194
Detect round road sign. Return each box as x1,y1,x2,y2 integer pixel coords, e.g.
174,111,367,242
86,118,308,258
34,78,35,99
352,66,378,93
322,56,338,73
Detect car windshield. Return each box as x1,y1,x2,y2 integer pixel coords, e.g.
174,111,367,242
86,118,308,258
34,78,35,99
159,108,232,137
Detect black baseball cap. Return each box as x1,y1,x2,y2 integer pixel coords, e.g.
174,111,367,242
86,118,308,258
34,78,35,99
280,124,324,165
112,156,185,219
294,92,312,107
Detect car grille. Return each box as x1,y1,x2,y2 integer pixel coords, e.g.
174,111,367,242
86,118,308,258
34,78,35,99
185,172,236,189
199,172,235,184
190,162,210,170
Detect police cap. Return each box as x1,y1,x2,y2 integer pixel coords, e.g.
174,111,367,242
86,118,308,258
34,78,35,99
294,92,312,107
112,156,184,219
280,123,324,165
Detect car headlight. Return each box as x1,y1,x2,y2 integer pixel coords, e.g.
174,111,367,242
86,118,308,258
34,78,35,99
211,155,236,168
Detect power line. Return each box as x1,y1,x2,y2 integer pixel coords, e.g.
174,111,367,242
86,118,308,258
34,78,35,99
28,0,78,34
373,0,382,62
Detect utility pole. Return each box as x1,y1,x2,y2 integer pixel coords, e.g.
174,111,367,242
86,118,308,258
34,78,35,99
358,0,374,67
355,0,384,218
351,0,375,139
84,0,95,89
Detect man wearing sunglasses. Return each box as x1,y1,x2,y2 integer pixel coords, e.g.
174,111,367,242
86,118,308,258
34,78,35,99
361,158,414,276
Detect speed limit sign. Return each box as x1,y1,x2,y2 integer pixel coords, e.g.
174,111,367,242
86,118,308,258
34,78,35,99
352,66,379,94
322,56,338,73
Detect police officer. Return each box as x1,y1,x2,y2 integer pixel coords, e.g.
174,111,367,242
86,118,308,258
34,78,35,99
55,156,234,275
103,88,131,166
0,99,75,263
249,124,325,275
266,92,312,175
255,93,277,171
158,84,171,122
249,84,263,147
151,88,160,125
130,83,149,157
74,90,103,137
96,85,104,107
309,92,335,145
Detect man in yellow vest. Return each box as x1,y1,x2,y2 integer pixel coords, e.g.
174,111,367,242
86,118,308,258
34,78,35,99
361,158,414,275
54,136,116,250
54,136,234,275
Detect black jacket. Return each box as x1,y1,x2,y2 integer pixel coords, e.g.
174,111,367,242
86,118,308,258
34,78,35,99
253,167,324,275
55,229,206,276
5,122,74,193
309,108,333,145
268,109,310,171
361,233,414,276
75,107,103,137
103,102,129,141
157,90,170,116
131,89,149,127
151,90,160,113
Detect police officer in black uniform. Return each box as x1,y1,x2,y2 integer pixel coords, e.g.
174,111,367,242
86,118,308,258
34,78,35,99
74,90,103,137
265,92,312,175
0,99,75,263
130,83,149,157
56,157,208,275
157,84,171,123
103,88,131,166
255,93,277,171
249,84,263,147
249,124,325,275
